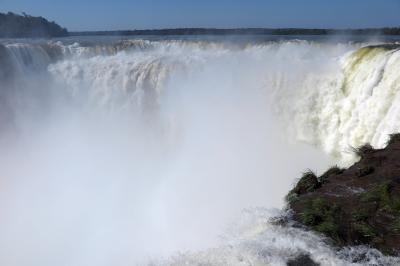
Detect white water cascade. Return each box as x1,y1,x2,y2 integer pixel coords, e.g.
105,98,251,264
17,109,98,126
0,38,400,265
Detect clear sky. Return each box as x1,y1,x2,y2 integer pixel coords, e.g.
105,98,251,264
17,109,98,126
1,0,400,31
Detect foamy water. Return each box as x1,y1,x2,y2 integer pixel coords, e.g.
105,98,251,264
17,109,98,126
0,37,400,265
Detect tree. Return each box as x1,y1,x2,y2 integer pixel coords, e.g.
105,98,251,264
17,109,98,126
0,12,68,38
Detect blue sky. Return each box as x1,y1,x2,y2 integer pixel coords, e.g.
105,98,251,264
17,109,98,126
1,0,400,31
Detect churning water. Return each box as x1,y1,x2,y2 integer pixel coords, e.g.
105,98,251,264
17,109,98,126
1,36,400,265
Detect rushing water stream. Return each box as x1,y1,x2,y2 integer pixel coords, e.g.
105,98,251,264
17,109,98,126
1,36,400,265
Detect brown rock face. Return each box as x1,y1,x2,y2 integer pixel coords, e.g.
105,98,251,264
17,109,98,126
287,134,400,255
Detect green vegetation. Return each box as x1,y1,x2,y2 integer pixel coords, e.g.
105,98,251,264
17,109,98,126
286,167,345,204
0,12,68,38
72,28,400,37
294,170,319,193
286,170,320,204
319,165,344,183
352,222,377,239
351,208,370,222
392,219,400,233
358,183,400,240
360,183,392,206
289,137,400,254
300,198,342,241
351,143,375,159
351,208,376,237
285,192,299,205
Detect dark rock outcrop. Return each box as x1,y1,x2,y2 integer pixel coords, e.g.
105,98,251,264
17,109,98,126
287,134,400,255
0,12,68,38
287,254,319,266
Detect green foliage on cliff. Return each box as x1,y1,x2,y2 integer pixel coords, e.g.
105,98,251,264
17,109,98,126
288,134,400,255
300,198,342,242
0,12,68,38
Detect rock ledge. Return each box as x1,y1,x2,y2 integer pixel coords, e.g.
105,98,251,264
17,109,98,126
287,134,400,255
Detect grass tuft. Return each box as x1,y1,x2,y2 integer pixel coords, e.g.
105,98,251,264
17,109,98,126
351,144,375,158
360,183,392,207
319,165,345,183
287,169,320,200
352,222,377,239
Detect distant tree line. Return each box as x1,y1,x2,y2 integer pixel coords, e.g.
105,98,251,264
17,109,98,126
0,12,68,38
1,11,399,38
71,27,400,36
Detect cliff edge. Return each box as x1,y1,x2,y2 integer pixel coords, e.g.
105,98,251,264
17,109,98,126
287,134,400,255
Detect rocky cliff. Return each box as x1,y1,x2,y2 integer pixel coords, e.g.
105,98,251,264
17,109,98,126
287,134,400,255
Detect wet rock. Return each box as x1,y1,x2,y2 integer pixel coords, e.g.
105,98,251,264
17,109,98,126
356,165,374,177
319,166,344,184
287,254,319,266
287,133,400,255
